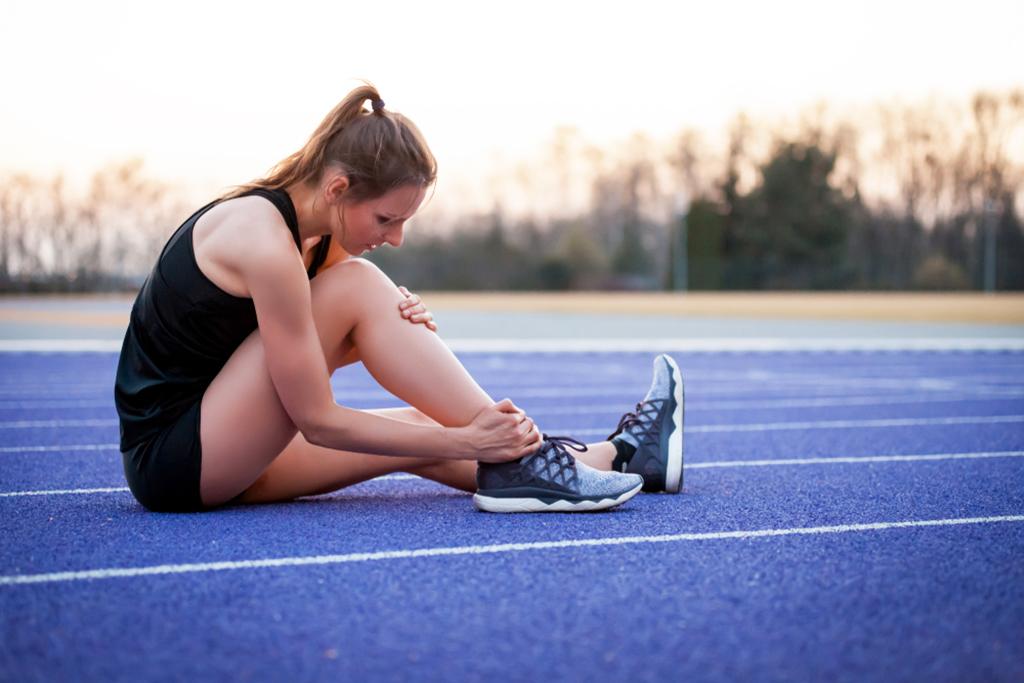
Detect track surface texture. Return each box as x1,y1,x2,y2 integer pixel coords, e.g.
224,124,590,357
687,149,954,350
1,349,1022,682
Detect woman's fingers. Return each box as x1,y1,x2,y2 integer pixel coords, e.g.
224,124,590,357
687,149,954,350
517,417,532,436
400,300,424,316
397,292,437,331
517,428,543,458
472,402,541,462
516,418,541,452
495,399,522,415
494,398,513,410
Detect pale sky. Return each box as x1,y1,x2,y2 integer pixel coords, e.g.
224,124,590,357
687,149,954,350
3,0,1022,208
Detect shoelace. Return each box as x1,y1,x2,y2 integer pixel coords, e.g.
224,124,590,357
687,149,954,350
607,400,662,441
528,434,587,487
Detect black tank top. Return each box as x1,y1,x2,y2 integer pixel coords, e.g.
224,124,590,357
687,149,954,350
114,188,330,451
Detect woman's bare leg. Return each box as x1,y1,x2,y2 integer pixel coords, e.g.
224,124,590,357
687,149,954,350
199,259,491,506
237,407,477,503
237,405,617,504
199,258,616,507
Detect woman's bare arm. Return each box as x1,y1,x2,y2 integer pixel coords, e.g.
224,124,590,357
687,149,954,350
224,208,535,462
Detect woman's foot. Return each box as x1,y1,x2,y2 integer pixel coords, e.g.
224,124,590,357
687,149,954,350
607,354,685,493
474,435,643,512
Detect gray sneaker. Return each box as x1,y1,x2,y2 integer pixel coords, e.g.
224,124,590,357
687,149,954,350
474,435,643,513
608,354,684,493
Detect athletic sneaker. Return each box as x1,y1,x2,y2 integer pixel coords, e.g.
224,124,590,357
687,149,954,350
607,354,684,493
474,435,643,513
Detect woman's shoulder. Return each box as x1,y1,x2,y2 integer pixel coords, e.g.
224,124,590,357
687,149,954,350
217,193,289,228
191,193,302,299
195,194,292,251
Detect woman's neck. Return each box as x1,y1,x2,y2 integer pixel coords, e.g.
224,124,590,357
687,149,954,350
285,182,332,242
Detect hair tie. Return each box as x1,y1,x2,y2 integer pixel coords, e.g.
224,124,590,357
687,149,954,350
371,98,385,113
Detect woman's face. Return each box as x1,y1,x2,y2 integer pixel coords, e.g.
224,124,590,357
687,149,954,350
330,182,426,256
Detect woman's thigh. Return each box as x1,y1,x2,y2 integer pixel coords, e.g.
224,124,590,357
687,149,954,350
198,260,377,507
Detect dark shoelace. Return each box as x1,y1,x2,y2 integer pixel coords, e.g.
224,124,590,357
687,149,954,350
529,434,587,488
607,400,663,441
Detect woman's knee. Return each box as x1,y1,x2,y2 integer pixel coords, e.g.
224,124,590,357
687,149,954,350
309,259,402,362
317,258,398,300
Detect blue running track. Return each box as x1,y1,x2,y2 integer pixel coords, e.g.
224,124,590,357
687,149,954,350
1,349,1023,682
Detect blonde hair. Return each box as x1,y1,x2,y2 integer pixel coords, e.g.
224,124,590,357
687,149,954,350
222,82,436,202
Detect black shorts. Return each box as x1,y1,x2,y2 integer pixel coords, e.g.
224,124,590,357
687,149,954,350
121,401,206,512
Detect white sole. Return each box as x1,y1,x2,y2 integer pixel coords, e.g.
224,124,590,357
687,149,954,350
472,481,643,513
662,355,684,493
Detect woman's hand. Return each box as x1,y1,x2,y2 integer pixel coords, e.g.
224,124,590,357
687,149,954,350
397,286,437,332
454,399,543,463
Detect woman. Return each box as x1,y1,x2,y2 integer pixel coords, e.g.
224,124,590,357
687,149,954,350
114,83,684,514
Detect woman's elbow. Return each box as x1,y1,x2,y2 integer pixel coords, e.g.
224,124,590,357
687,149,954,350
292,410,334,449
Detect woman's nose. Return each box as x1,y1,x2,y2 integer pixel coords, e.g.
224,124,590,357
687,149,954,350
386,225,404,247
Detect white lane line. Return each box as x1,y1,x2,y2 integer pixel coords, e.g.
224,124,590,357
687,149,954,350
4,414,1023,435
3,337,1024,352
0,476,418,498
3,390,1023,416
689,450,1024,468
564,414,1024,436
683,414,1024,434
4,452,1021,499
0,444,119,453
0,340,124,352
0,390,108,399
2,375,1022,404
0,487,130,498
2,515,1021,586
444,339,1024,352
330,383,1023,400
0,400,112,409
569,413,1024,436
0,419,116,429
524,392,1024,415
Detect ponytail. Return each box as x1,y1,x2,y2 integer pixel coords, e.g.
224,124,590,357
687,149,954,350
222,82,436,202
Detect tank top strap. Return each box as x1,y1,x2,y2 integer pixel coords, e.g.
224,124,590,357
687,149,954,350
237,187,301,250
236,187,330,279
307,235,332,278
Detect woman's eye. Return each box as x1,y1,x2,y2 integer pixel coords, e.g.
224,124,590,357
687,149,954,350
376,216,389,225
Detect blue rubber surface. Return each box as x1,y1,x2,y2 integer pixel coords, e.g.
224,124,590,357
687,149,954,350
1,350,1023,682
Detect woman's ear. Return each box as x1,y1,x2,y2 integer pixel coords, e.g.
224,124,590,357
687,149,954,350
324,173,350,204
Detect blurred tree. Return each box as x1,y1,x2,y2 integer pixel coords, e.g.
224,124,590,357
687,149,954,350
911,254,970,290
556,219,607,288
602,135,660,287
719,114,756,289
535,256,573,290
994,196,1024,289
756,141,857,288
683,198,725,290
723,138,859,289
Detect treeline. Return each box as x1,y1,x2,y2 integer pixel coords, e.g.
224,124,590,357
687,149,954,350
2,91,1022,292
0,160,188,291
372,90,1024,291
